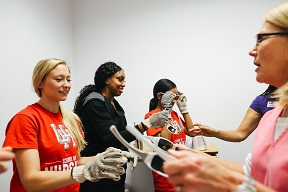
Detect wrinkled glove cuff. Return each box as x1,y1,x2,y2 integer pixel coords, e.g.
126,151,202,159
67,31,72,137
180,108,189,114
71,166,86,183
141,119,151,130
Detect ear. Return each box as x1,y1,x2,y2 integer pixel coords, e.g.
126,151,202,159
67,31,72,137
156,92,162,100
105,78,110,85
38,83,43,89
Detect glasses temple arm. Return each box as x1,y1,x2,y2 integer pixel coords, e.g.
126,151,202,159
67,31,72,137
126,125,175,161
110,125,144,157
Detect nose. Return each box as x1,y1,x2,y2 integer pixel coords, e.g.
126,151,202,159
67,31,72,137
63,79,71,87
249,46,257,57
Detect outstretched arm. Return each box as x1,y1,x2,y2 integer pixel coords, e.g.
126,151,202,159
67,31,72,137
163,150,275,192
193,108,261,142
14,147,130,191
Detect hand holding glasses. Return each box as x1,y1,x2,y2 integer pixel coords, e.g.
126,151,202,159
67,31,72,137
110,125,176,177
144,136,178,151
160,91,185,134
160,91,178,112
176,92,188,114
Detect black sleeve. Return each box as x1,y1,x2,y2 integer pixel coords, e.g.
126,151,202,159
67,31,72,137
82,99,135,148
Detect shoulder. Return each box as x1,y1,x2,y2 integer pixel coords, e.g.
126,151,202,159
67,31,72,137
252,95,273,105
144,109,161,119
5,104,41,133
14,103,42,119
82,92,105,106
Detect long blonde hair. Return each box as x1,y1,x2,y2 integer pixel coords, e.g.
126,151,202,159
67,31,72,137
32,58,86,151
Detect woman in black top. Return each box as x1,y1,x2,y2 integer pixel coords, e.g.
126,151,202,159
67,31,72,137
74,62,170,192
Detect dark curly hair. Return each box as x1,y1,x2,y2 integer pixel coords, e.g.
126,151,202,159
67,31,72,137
73,62,122,115
149,78,176,111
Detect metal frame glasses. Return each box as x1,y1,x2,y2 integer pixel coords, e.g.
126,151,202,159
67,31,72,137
256,32,288,46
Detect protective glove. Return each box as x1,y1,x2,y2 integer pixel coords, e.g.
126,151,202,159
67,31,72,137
141,110,170,129
176,93,188,114
161,91,177,111
72,147,131,183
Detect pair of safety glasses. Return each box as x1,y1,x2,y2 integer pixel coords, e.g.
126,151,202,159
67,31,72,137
110,125,176,177
159,92,181,101
144,136,178,151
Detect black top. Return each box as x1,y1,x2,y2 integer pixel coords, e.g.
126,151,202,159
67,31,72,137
79,92,135,192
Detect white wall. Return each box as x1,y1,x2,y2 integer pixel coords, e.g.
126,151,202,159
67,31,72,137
0,0,286,191
72,1,285,191
72,0,285,160
0,0,74,191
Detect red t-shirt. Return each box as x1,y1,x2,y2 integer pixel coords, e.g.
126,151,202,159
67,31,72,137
3,103,81,192
145,109,186,192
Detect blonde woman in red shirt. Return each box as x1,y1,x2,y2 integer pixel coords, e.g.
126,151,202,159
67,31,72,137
3,58,131,192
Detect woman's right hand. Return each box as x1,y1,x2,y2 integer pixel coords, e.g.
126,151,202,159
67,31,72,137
0,146,15,174
192,123,218,137
163,149,244,192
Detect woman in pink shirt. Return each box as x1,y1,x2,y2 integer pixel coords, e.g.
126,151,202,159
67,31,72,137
163,2,288,192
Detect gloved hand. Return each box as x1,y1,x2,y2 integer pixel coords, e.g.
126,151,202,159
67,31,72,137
72,147,131,183
161,91,177,111
176,93,188,114
141,110,170,129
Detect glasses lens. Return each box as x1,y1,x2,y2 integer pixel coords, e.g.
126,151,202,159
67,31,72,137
158,139,173,151
151,155,165,173
167,124,185,134
256,34,265,46
167,125,178,134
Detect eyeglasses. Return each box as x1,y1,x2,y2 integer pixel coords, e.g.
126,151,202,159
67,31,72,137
110,125,175,177
256,32,288,46
144,136,178,151
159,92,181,100
129,136,176,171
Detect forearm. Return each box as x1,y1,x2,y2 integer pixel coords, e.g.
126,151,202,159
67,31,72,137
161,124,171,140
212,156,244,174
135,122,147,133
78,156,95,165
182,113,193,130
21,170,76,192
255,181,276,192
213,129,247,142
181,147,245,173
215,108,260,142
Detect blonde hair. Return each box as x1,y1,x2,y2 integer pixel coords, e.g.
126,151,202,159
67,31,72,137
265,3,288,107
32,58,86,151
265,3,288,30
272,82,288,106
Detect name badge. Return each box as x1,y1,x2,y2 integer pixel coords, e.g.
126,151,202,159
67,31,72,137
267,101,276,108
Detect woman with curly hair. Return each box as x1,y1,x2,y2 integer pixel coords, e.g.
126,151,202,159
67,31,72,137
74,61,169,192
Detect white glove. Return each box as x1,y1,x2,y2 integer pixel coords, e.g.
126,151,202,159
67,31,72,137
161,91,176,111
72,147,131,183
142,110,170,129
176,93,188,114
